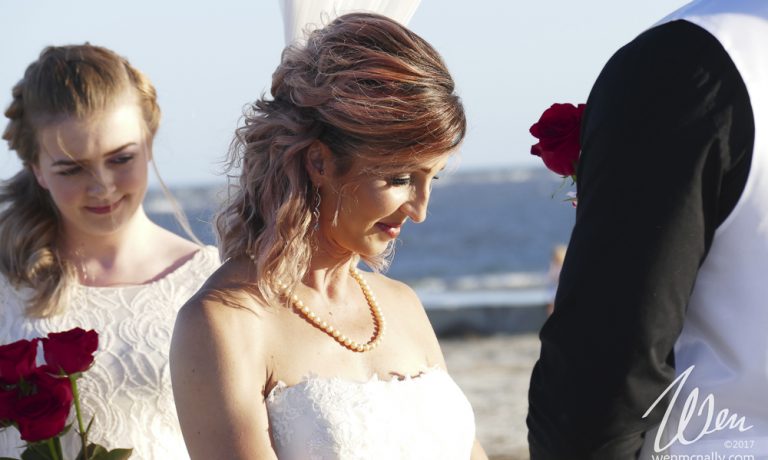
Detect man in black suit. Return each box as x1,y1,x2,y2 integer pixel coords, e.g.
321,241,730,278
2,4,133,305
527,1,766,458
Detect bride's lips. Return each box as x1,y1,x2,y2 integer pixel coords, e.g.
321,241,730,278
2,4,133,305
375,222,402,238
84,197,124,215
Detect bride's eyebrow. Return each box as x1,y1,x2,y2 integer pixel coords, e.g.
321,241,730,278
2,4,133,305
419,165,447,174
50,142,137,167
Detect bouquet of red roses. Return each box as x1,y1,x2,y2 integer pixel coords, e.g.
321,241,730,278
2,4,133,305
0,328,131,460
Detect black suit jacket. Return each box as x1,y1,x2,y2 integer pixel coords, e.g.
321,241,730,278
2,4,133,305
527,20,754,459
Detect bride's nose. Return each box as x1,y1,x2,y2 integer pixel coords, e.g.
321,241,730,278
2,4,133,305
402,185,430,223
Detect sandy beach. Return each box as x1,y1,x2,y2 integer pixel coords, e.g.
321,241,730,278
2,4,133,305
440,333,541,460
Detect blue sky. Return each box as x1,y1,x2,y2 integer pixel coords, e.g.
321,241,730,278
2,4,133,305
0,0,688,186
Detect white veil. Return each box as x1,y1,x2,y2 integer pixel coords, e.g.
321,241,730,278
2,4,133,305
278,0,421,45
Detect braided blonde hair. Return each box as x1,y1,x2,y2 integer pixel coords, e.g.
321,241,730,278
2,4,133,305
0,44,161,317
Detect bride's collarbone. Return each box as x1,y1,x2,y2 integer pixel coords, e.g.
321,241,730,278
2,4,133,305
266,331,434,392
265,359,435,395
260,294,437,391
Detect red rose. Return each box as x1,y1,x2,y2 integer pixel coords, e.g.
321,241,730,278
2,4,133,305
0,388,18,421
530,103,586,177
14,371,73,442
0,339,39,384
42,328,99,375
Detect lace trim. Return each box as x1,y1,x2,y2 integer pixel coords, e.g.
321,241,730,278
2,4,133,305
265,366,476,459
267,365,445,401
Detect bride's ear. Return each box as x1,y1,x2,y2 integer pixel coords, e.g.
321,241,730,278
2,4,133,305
305,141,332,186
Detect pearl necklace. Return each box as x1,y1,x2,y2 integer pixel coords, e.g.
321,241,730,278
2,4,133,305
280,267,385,353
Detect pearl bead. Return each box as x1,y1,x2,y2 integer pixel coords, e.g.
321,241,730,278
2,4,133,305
276,267,384,353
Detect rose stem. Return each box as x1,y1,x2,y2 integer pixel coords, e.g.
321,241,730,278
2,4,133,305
70,375,89,459
46,438,60,460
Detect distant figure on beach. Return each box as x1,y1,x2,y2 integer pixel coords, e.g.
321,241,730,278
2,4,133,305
528,0,768,458
0,44,219,458
545,244,566,316
170,12,487,460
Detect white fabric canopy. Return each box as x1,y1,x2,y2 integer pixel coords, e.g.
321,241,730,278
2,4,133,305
278,0,421,45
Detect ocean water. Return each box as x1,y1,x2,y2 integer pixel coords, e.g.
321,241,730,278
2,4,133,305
146,167,576,307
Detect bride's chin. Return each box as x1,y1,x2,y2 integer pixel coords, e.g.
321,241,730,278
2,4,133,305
313,237,357,260
315,234,391,261
358,242,393,259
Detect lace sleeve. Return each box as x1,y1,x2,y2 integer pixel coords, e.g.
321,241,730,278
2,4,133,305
0,275,29,339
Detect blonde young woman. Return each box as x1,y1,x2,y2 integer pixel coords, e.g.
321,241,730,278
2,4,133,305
0,44,220,458
171,13,488,460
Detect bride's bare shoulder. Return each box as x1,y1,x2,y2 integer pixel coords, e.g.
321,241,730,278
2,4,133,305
170,258,277,458
363,271,422,304
174,257,273,340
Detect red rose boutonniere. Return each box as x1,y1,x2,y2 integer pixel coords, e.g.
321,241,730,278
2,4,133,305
530,103,585,203
0,328,132,460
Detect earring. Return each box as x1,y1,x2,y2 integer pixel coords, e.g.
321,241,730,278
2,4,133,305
312,186,321,233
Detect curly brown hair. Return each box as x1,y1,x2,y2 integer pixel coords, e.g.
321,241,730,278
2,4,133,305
216,12,466,306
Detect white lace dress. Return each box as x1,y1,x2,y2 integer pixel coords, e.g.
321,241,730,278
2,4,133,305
266,367,476,459
0,246,219,460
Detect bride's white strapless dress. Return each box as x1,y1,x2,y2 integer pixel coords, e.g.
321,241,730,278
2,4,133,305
266,367,476,459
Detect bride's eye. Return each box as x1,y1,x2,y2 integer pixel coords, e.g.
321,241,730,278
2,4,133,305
389,176,412,186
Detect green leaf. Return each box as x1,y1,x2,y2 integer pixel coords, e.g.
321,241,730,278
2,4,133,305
75,444,106,460
20,444,54,460
84,415,95,436
97,449,132,460
58,424,73,437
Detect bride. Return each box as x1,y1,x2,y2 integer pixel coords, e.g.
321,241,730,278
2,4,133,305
171,12,487,460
